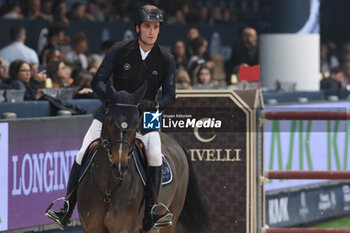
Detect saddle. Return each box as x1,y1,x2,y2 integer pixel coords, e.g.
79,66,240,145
78,139,173,186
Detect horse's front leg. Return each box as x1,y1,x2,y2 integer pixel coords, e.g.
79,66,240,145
104,202,144,233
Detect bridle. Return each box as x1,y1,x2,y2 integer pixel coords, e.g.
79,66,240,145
100,102,139,179
100,135,134,163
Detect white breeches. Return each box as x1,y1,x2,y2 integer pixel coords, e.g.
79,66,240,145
76,119,162,166
76,119,102,165
135,131,162,166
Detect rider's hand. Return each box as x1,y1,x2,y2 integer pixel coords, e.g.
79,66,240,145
138,99,156,112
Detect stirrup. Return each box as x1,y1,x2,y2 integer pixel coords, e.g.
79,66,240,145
45,197,70,230
151,203,173,228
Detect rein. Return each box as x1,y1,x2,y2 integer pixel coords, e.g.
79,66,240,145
90,159,121,213
90,139,134,214
91,102,138,213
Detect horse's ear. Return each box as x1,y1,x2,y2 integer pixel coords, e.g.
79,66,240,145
106,83,118,101
133,81,148,102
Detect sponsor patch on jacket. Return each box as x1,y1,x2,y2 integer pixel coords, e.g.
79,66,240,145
124,63,131,70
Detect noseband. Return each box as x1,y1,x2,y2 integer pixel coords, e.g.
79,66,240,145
100,135,134,163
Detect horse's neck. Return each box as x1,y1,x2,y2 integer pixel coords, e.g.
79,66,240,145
93,150,142,193
93,151,117,190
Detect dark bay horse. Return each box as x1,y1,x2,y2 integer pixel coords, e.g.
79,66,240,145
77,83,208,233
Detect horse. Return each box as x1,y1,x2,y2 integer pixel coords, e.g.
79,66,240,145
77,83,209,233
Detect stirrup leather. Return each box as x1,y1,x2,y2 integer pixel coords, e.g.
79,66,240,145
151,202,173,228
45,197,70,230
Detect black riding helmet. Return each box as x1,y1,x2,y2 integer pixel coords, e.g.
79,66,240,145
135,5,163,43
136,5,163,25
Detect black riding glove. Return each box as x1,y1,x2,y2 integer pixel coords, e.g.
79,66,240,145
138,99,157,112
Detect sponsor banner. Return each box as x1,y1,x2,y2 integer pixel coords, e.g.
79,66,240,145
266,182,350,227
0,123,9,231
264,101,350,191
4,116,92,230
162,92,255,233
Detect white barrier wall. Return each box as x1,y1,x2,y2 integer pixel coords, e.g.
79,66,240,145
260,34,320,91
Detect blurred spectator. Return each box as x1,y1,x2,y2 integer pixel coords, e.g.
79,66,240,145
23,0,52,21
114,0,136,23
181,1,196,23
197,5,209,24
226,26,258,85
30,63,47,88
167,9,186,24
98,1,115,22
67,2,94,21
192,65,220,89
208,6,222,24
0,57,9,81
209,54,226,87
0,57,11,89
8,60,42,100
171,40,188,70
47,60,73,87
185,27,199,58
64,32,88,69
222,8,235,23
100,40,115,59
320,66,347,90
41,0,53,16
187,36,208,83
342,60,350,82
175,68,191,89
320,41,339,77
341,43,350,64
70,69,94,98
40,26,65,66
87,54,102,74
1,4,23,19
86,0,104,22
0,25,39,66
52,0,69,26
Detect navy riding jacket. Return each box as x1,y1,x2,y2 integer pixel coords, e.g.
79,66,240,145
92,39,176,122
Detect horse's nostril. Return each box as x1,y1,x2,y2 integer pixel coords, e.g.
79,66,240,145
121,164,128,172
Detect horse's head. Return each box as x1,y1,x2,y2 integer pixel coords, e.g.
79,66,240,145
101,82,147,179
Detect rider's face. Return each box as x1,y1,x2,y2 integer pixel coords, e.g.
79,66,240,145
137,21,160,46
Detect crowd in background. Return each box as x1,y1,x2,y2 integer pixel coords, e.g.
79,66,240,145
0,0,259,26
319,41,350,91
0,0,261,101
0,0,349,102
0,24,98,100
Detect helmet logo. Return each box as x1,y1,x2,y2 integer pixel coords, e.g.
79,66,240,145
148,6,157,11
138,5,163,23
124,63,131,70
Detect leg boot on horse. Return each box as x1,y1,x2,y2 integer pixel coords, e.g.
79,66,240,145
143,166,173,232
45,161,81,230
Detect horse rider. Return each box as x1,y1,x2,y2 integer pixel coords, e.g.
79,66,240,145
45,4,176,232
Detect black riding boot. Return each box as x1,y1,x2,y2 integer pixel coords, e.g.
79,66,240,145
45,161,81,230
143,166,173,232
